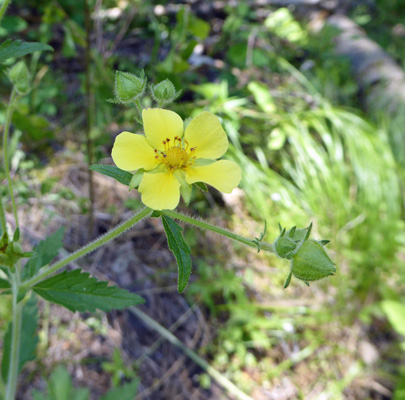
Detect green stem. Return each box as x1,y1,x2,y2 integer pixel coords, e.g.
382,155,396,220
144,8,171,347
84,0,95,238
5,274,23,400
0,190,7,234
162,210,275,253
130,307,254,400
0,0,12,26
22,207,152,289
3,88,19,231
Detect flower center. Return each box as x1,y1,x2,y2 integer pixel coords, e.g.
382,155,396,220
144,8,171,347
155,136,196,171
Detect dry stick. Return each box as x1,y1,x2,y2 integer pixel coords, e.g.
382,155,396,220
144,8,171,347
84,0,95,238
129,307,255,400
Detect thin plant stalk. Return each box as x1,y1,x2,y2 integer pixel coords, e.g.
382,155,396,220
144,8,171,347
0,190,7,234
130,307,255,400
162,210,274,252
2,88,19,230
84,0,95,237
21,206,152,289
5,274,23,400
0,0,12,26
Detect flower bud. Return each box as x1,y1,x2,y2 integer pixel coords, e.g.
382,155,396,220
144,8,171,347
110,70,147,104
150,79,182,106
275,236,297,259
8,61,31,95
287,240,335,287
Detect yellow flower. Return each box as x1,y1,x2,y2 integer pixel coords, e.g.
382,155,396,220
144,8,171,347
111,108,242,210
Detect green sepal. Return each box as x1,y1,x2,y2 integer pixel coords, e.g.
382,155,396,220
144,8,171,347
275,236,297,259
150,211,161,218
90,164,133,186
195,182,208,191
174,170,192,205
13,228,20,242
284,271,292,289
193,158,215,167
0,232,9,251
129,169,145,191
288,226,296,238
291,240,336,283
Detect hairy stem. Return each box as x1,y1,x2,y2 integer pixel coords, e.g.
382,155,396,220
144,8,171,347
162,210,275,253
2,88,19,231
5,274,23,400
22,207,152,289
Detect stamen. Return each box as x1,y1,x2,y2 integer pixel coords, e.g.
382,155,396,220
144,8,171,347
153,136,197,171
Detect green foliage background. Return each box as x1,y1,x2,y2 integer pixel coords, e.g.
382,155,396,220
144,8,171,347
0,0,404,398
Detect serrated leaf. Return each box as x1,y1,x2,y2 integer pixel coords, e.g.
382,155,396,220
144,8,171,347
22,228,64,280
90,164,133,186
32,269,144,313
100,380,139,400
161,215,192,293
2,294,39,381
0,39,53,63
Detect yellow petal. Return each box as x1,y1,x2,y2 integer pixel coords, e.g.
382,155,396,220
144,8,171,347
111,131,159,171
142,108,184,152
185,160,241,193
138,171,181,210
184,112,228,159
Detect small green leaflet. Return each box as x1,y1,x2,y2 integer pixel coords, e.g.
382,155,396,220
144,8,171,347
161,215,192,293
0,39,53,63
22,228,64,280
32,367,137,400
2,294,39,381
32,269,144,313
100,380,139,400
90,164,133,186
32,366,90,400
